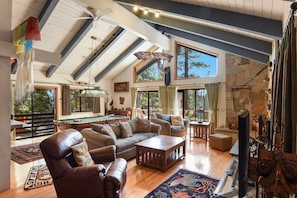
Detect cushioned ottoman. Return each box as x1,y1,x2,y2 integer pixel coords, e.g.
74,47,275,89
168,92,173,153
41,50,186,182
209,133,232,151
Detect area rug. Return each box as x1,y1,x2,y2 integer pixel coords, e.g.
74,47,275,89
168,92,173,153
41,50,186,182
24,164,53,190
145,169,219,198
11,142,43,164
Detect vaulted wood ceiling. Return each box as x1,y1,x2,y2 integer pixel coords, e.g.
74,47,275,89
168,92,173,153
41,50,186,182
10,0,294,86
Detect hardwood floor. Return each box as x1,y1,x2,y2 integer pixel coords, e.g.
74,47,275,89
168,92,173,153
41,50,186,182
1,135,232,198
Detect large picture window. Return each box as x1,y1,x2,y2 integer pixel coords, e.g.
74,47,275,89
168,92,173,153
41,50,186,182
70,89,94,112
176,43,217,79
135,60,163,82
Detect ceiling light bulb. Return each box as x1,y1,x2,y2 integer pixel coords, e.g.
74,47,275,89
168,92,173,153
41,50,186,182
143,8,149,15
133,6,138,12
155,11,160,18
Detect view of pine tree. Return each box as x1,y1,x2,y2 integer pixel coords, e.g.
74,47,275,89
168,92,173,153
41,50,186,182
14,88,54,114
177,45,211,78
136,61,163,82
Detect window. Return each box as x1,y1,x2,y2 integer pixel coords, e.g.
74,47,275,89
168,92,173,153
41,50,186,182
136,91,160,119
70,89,94,112
178,89,209,121
176,44,217,79
136,60,163,82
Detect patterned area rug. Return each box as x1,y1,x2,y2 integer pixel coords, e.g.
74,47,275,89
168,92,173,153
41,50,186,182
24,164,53,190
11,142,43,164
145,169,219,198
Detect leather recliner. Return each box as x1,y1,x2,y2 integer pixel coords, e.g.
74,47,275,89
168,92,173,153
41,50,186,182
40,128,127,198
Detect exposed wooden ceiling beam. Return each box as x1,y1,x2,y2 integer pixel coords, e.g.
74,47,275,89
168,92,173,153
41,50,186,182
95,37,145,82
117,0,282,39
46,19,94,78
156,26,269,63
121,5,272,56
74,27,125,81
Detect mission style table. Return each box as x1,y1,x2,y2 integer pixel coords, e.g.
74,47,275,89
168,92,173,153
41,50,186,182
135,135,186,171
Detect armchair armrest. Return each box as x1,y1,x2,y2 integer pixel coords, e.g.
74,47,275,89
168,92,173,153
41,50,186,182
151,118,171,136
150,122,161,134
183,118,190,128
89,145,116,163
105,158,127,196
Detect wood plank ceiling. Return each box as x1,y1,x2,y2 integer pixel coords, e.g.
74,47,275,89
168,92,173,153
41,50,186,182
10,0,294,86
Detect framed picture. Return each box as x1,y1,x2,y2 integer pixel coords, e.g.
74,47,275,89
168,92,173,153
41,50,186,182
114,82,129,92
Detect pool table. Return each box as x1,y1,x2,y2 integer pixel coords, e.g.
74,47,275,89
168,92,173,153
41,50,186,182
55,115,129,131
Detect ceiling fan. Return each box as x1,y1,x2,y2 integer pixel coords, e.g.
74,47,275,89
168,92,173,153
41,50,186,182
75,7,113,22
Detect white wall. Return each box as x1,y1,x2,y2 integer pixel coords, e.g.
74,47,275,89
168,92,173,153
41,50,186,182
0,0,12,192
112,35,227,127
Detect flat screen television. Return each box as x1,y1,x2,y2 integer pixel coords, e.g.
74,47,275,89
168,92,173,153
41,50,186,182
238,110,250,197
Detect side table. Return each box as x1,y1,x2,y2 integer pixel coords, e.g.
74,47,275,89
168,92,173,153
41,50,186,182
189,121,210,141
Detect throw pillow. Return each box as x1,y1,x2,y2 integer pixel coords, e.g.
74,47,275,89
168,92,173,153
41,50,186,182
71,141,95,166
171,115,184,126
101,125,117,141
156,113,171,122
110,122,121,138
136,118,151,132
119,122,133,138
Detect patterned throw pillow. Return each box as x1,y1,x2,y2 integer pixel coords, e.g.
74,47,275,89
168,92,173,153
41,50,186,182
71,141,95,166
136,118,151,132
119,122,133,138
171,115,184,126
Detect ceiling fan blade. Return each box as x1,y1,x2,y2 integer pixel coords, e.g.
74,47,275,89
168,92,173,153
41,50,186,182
74,16,93,20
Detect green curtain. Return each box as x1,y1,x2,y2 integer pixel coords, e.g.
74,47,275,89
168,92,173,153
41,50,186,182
130,87,137,119
159,86,168,114
272,9,297,153
62,85,71,115
205,83,219,131
167,85,177,114
93,97,100,113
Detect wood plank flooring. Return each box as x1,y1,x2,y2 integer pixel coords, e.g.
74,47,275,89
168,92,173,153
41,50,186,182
1,135,232,198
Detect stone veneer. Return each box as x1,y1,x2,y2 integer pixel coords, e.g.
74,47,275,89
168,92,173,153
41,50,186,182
225,54,269,130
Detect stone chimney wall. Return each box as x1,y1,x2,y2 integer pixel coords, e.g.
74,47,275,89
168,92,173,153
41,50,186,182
225,54,269,130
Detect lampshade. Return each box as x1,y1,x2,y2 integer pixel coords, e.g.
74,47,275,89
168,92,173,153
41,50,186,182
79,89,108,98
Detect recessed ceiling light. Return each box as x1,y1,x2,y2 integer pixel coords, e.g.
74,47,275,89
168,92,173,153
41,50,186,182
155,11,160,18
143,8,149,15
133,6,139,12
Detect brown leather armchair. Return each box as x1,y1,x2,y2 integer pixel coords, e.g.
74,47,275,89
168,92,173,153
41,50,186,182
40,128,127,198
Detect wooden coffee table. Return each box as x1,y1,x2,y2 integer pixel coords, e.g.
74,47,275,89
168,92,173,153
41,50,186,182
135,135,186,171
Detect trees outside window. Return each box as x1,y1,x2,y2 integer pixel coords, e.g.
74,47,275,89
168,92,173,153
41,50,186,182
70,89,94,112
178,89,208,121
176,44,217,79
136,61,163,82
136,91,160,119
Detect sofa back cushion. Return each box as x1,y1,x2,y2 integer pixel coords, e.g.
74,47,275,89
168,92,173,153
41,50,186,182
119,122,133,138
91,124,117,141
136,118,151,132
127,118,138,133
109,122,121,138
